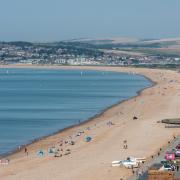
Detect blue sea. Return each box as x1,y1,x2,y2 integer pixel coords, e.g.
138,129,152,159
0,68,151,155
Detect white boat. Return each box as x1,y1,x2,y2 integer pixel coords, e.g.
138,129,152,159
112,157,146,168
128,156,146,163
111,160,122,167
122,160,139,168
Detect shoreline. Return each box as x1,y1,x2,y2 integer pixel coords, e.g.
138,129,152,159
0,65,180,180
0,67,154,158
0,65,153,158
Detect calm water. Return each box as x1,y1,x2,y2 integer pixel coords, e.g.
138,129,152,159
0,69,151,155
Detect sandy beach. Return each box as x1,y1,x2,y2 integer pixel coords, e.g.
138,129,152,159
0,65,180,180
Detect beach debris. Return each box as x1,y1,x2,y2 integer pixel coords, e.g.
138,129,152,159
85,136,92,142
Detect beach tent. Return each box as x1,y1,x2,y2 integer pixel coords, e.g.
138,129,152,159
48,148,56,155
37,150,45,157
85,136,92,142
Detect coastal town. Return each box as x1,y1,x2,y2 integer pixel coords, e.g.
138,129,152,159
1,41,180,66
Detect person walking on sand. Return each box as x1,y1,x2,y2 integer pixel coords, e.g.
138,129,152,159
123,140,128,149
25,147,28,156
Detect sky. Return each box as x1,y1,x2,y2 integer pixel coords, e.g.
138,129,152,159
0,0,180,42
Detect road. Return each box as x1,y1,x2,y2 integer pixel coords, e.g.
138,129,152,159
128,135,180,180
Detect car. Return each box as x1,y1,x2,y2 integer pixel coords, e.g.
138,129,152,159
159,164,175,171
176,144,180,150
175,150,180,157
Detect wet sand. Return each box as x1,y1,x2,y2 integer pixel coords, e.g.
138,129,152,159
0,65,180,180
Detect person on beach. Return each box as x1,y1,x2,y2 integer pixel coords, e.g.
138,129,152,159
123,140,128,149
138,171,142,178
177,165,179,171
24,147,28,156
